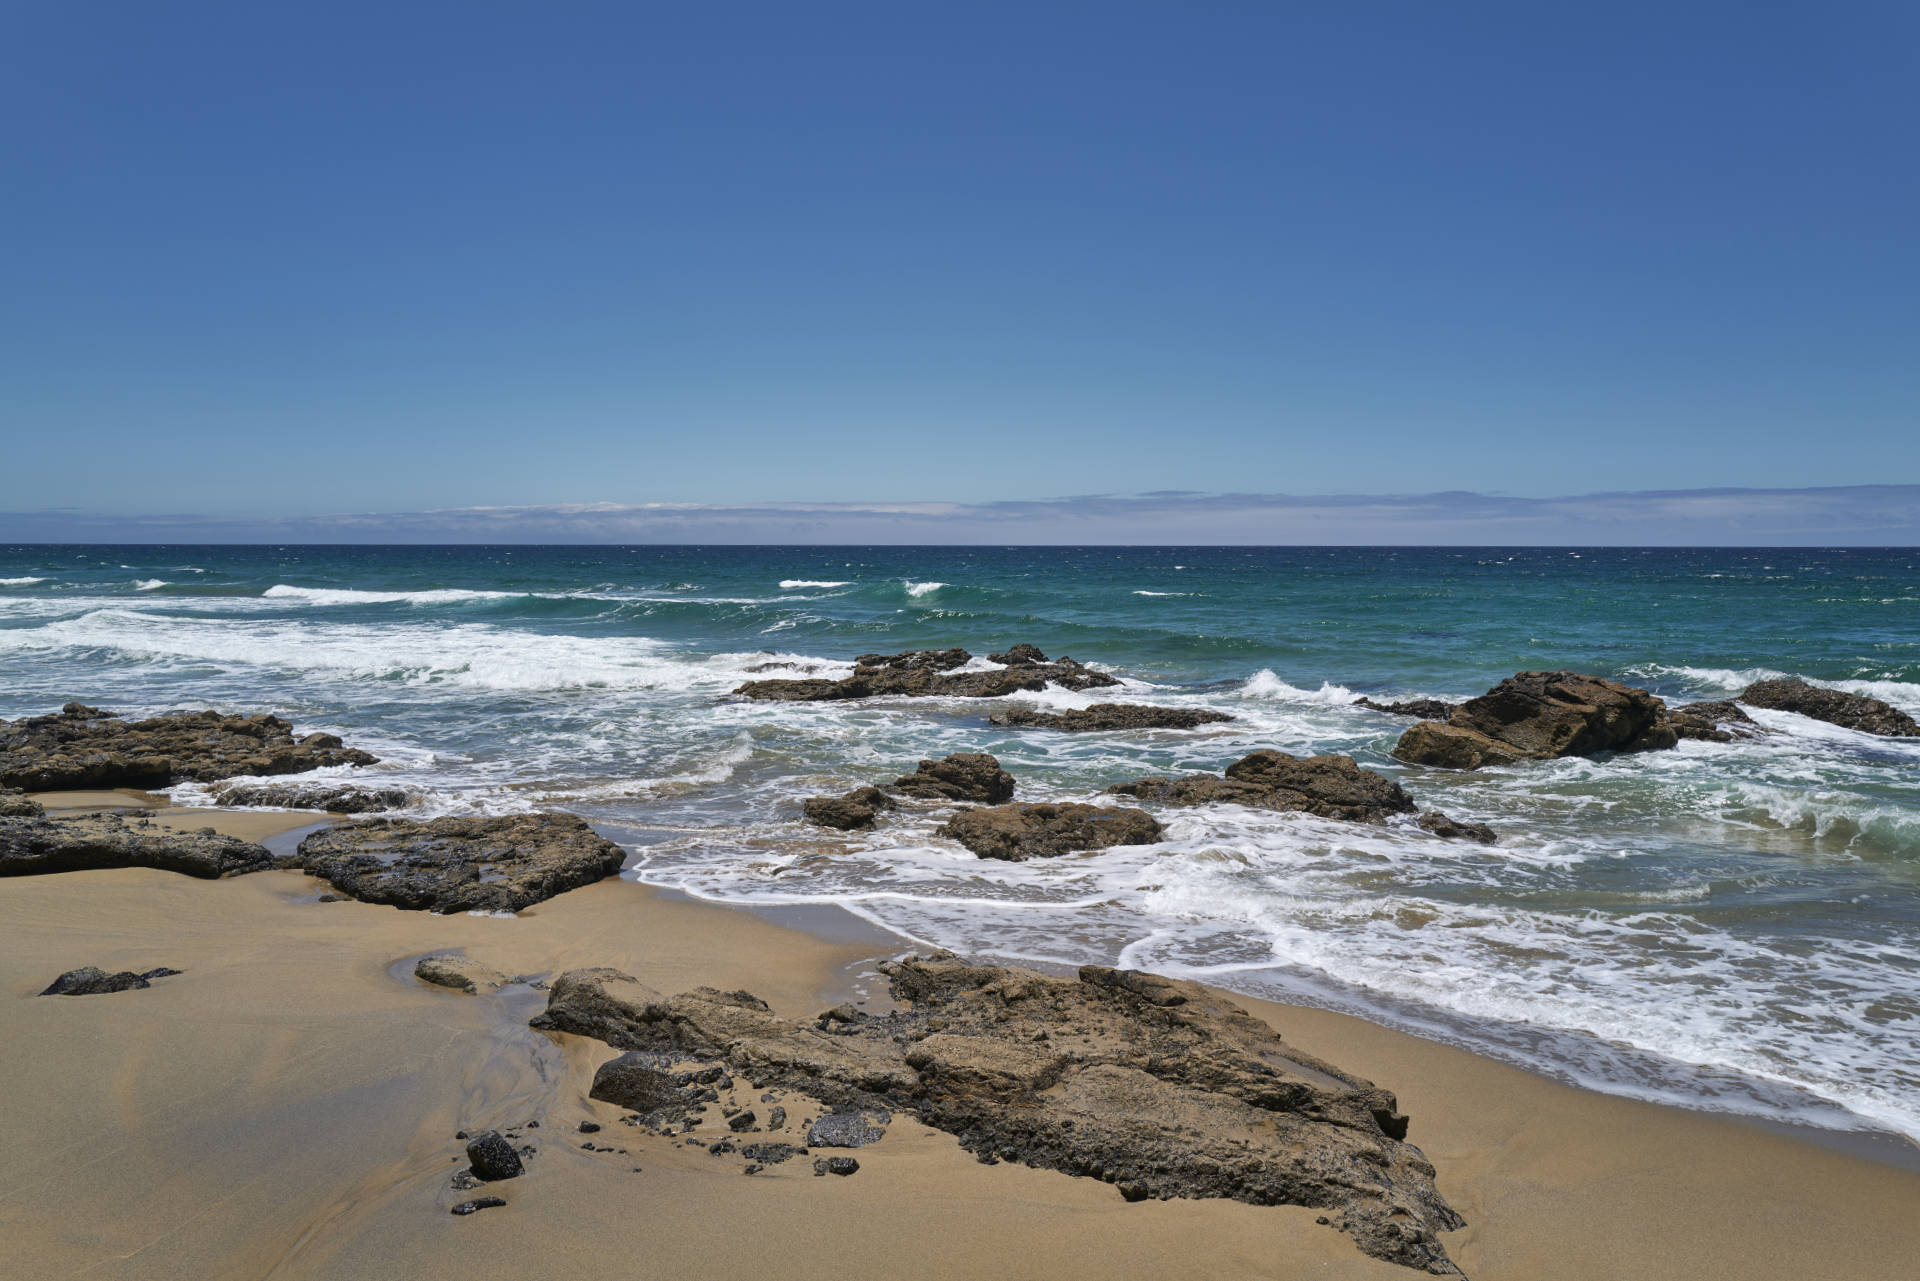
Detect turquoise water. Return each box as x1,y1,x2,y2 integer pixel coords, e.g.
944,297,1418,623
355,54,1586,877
4,544,1917,1142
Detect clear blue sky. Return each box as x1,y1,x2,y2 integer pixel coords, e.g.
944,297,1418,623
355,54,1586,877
3,1,1915,524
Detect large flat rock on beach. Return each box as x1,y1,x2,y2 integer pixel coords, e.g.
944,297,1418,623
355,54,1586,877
297,813,627,912
0,703,377,791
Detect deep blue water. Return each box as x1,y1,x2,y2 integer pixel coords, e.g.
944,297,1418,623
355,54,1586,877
3,544,1917,1142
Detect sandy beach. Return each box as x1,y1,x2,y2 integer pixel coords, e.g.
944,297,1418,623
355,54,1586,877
0,797,1914,1281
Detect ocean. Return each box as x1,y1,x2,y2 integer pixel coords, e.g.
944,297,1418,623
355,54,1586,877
3,544,1916,1145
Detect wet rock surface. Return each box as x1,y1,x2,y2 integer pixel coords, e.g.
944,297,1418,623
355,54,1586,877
800,785,896,830
450,1197,506,1215
1109,750,1417,825
589,1052,688,1114
1669,700,1765,742
40,965,182,995
0,703,377,791
414,954,509,994
297,813,626,913
1416,811,1498,844
1,813,278,879
533,955,1464,1274
213,781,411,813
891,753,1016,804
464,1130,524,1181
733,647,1121,702
0,787,42,817
1354,697,1459,721
989,704,1235,731
1393,672,1679,770
938,802,1165,861
1739,679,1920,737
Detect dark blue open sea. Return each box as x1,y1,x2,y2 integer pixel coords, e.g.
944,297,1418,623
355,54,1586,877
4,545,1917,1143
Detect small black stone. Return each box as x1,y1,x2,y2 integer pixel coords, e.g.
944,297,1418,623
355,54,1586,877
813,1156,859,1177
464,1130,524,1181
578,1121,601,1133
450,1197,506,1216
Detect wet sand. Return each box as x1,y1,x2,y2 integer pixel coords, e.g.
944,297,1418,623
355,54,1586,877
3,799,1917,1280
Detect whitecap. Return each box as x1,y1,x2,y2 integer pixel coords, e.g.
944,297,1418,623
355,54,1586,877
0,576,46,586
262,584,519,606
134,579,168,591
1239,669,1357,706
904,580,946,597
778,579,852,589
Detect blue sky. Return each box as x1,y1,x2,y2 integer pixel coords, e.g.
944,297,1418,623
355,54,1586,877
3,2,1916,539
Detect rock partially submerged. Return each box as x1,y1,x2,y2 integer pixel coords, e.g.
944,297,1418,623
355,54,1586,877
414,954,509,994
0,703,377,791
800,786,896,830
1393,672,1679,770
1669,700,1765,743
1,813,278,879
989,704,1235,731
1109,750,1417,825
733,647,1121,702
1740,679,1919,737
892,753,1016,804
938,802,1165,861
532,957,1463,1274
0,787,43,817
1415,811,1498,844
40,965,182,996
298,813,626,913
214,781,411,813
1354,697,1459,721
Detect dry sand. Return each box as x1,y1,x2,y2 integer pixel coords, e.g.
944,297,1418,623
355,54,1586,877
3,800,1917,1280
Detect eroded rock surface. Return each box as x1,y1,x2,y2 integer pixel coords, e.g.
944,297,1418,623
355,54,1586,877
298,813,626,913
733,648,1120,702
0,787,43,817
1393,672,1679,770
0,703,377,791
1109,750,1416,825
989,704,1235,731
801,786,896,830
531,956,1463,1274
892,753,1016,804
415,954,509,994
1,813,277,879
214,781,411,813
1416,811,1497,844
1740,679,1919,737
40,965,182,996
1354,697,1459,721
1669,700,1765,743
464,1130,524,1181
939,802,1164,861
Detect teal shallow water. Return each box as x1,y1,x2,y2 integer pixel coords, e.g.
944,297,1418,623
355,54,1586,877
3,544,1917,1141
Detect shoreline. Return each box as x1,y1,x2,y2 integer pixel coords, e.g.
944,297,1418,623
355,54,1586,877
5,795,1920,1278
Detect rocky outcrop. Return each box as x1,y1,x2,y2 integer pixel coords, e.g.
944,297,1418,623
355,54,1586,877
40,965,182,995
0,703,377,791
214,781,411,813
1354,697,1459,721
1416,811,1498,844
733,648,1121,702
0,787,42,817
989,704,1235,731
414,954,509,994
1739,679,1919,737
1669,700,1765,743
1,813,278,879
1392,672,1679,770
297,813,626,913
938,803,1165,861
801,786,896,830
892,753,1016,804
1109,750,1417,825
988,643,1049,666
531,957,1463,1274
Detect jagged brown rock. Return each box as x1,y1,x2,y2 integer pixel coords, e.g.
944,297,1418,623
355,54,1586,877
1740,679,1919,737
1416,811,1498,844
800,785,896,830
0,703,378,790
0,787,43,817
414,954,509,994
988,643,1049,666
1669,700,1765,743
214,781,411,813
1354,697,1459,721
297,813,626,913
989,704,1235,731
938,802,1165,861
532,956,1464,1274
1,813,278,879
1109,750,1417,824
1393,671,1679,770
40,965,181,995
892,753,1016,804
733,648,1121,702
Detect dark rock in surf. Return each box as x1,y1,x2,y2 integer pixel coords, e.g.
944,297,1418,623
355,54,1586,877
464,1131,524,1181
0,702,377,791
1392,671,1679,770
1,813,277,879
988,644,1048,666
297,813,625,913
1416,811,1498,844
989,704,1235,731
1669,700,1765,743
1354,697,1459,721
891,753,1016,804
853,648,972,672
733,648,1120,702
801,786,896,831
938,802,1164,861
214,781,411,813
1739,679,1919,737
1109,750,1416,825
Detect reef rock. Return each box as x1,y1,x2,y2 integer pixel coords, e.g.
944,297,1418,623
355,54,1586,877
1354,697,1459,721
0,787,43,817
0,703,377,791
1669,700,1765,743
0,813,278,879
733,648,1121,702
531,956,1464,1274
297,813,626,913
1739,679,1919,737
1392,672,1679,770
891,753,1016,804
801,785,896,831
938,802,1165,861
1415,811,1498,844
1109,750,1416,825
989,704,1235,731
214,781,411,813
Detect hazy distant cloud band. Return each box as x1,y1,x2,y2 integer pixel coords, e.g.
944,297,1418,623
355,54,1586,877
3,486,1918,544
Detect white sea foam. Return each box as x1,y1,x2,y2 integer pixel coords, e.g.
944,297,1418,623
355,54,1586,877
904,581,946,597
262,584,520,606
1132,590,1197,597
778,580,852,589
1239,670,1357,706
133,579,168,591
0,576,46,586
